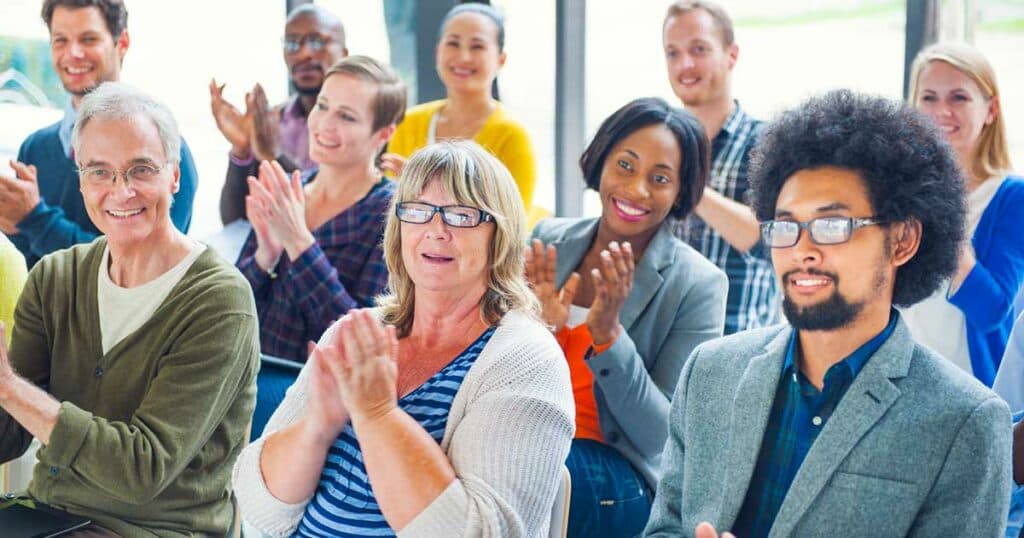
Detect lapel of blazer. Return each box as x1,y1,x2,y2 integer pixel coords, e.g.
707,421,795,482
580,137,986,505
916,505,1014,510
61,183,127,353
549,220,674,332
768,318,914,537
719,327,792,527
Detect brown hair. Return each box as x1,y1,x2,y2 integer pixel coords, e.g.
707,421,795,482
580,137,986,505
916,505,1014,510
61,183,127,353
324,55,407,132
664,1,734,47
42,0,127,38
909,42,1011,180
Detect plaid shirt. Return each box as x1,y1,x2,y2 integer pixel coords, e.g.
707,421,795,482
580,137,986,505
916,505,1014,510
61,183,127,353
732,313,899,537
237,177,394,363
677,102,779,335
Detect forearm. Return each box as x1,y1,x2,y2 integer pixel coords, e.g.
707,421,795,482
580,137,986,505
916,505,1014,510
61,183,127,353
17,201,97,258
221,158,256,224
356,407,456,532
259,417,333,503
693,187,761,253
0,374,59,445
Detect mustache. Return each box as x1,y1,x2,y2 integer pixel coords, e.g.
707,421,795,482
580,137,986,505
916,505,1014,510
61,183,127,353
781,267,839,282
291,61,325,75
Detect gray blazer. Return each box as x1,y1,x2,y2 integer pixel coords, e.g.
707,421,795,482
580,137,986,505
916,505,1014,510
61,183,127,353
531,217,728,487
644,319,1013,537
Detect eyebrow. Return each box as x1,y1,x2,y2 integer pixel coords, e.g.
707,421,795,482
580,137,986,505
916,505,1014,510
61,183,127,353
774,202,852,218
621,149,676,172
81,157,159,168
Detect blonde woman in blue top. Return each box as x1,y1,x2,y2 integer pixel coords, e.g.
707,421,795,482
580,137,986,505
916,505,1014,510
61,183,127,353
902,42,1024,387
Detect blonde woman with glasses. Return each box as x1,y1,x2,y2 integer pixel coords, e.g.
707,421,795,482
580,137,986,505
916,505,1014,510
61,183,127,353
234,141,573,537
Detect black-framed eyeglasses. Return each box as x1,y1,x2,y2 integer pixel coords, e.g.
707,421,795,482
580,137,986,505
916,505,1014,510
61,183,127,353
760,217,885,248
76,163,167,188
395,202,495,228
282,34,331,54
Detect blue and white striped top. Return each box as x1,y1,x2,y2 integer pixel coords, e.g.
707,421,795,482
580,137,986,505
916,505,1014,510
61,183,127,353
294,327,497,537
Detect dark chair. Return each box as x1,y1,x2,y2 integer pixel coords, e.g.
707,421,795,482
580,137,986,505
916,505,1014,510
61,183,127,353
251,354,303,442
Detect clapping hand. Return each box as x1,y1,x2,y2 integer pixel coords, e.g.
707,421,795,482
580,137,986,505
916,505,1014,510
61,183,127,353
321,309,400,428
306,339,351,443
525,239,581,332
586,241,634,346
209,79,251,158
246,160,314,265
248,84,280,163
0,161,40,234
695,522,735,538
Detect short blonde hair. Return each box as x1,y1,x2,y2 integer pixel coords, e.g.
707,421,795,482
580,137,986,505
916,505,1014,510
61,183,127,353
909,42,1011,180
325,55,407,132
377,141,538,337
664,0,735,47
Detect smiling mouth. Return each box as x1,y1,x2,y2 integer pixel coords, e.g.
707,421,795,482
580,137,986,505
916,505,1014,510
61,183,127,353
449,66,476,77
612,197,651,221
679,76,700,87
64,65,94,76
106,208,144,219
314,135,340,149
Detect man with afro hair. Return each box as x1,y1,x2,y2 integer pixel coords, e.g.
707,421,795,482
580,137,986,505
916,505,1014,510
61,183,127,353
645,89,1012,538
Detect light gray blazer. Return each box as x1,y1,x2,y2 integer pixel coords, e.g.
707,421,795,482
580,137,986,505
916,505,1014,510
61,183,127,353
644,319,1013,537
531,217,728,487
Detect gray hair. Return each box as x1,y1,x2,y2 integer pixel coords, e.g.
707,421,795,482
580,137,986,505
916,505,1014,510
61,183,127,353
72,82,181,165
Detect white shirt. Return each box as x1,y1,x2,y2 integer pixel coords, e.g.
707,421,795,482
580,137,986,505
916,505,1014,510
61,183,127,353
902,176,1006,375
97,241,206,353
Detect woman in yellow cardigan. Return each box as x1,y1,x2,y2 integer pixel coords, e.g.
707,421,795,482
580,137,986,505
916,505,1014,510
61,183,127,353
382,3,536,209
0,233,27,344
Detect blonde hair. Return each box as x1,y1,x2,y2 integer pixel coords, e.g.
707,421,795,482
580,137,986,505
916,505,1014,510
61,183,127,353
325,55,407,132
909,42,1012,180
377,140,539,337
664,0,735,47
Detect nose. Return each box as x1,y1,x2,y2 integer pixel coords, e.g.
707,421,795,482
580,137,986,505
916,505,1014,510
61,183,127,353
679,53,696,70
789,225,822,265
110,173,137,199
625,175,650,199
424,211,451,240
69,41,86,59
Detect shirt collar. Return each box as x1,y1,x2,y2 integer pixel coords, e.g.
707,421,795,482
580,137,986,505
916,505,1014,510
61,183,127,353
783,309,901,381
718,100,748,138
59,100,78,159
282,92,308,119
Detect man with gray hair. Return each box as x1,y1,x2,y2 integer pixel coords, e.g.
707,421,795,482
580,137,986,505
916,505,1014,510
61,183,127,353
0,82,259,537
1,0,198,269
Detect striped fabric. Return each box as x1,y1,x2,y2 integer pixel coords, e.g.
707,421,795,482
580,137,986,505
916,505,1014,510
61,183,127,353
674,102,780,335
295,327,497,537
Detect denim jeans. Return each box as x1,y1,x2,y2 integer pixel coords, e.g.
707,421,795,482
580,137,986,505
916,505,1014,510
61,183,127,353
566,439,652,538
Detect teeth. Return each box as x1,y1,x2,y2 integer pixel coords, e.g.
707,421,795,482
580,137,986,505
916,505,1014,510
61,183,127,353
614,198,648,217
681,77,698,85
452,67,474,76
794,279,829,286
66,66,92,74
315,136,339,148
108,209,143,218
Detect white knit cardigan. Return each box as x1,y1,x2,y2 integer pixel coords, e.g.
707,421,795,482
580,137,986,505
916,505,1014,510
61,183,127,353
232,310,576,537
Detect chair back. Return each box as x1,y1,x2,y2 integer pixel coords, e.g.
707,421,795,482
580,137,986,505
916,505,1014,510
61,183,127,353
549,465,571,538
251,354,303,441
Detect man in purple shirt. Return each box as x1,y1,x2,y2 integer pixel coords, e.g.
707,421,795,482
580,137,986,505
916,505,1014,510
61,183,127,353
209,4,348,223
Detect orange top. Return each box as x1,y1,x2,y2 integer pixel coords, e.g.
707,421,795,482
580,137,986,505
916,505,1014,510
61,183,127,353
555,323,606,443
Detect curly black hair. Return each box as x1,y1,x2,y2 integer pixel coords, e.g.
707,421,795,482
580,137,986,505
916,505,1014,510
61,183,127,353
42,0,127,38
748,89,966,307
580,97,710,220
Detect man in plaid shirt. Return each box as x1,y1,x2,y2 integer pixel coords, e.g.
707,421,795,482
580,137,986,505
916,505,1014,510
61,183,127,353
663,1,779,334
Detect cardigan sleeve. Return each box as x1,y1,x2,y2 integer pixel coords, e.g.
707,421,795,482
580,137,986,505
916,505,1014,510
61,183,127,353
33,298,259,504
585,263,728,459
398,323,574,538
950,180,1024,332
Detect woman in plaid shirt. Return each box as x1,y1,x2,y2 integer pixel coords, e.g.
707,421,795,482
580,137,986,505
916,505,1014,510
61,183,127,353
236,56,407,363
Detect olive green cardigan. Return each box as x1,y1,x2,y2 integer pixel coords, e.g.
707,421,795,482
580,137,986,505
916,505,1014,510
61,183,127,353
0,238,259,537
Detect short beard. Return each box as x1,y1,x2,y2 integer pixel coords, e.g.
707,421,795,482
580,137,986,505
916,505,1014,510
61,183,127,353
293,84,321,96
782,287,865,331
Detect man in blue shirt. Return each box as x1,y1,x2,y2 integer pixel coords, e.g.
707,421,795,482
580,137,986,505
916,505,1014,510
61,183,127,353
645,90,1012,537
0,0,196,267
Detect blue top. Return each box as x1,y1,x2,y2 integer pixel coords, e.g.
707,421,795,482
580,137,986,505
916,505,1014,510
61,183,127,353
733,312,900,537
295,327,497,537
950,176,1024,386
10,107,198,267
